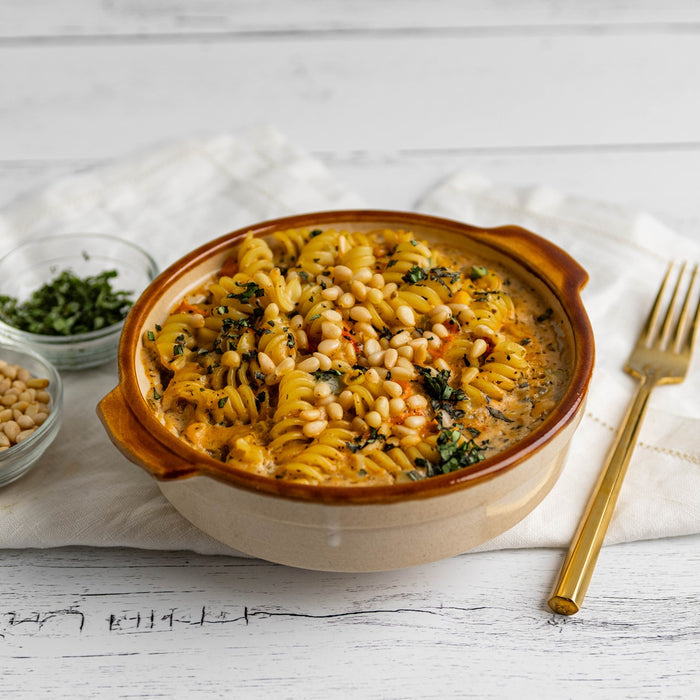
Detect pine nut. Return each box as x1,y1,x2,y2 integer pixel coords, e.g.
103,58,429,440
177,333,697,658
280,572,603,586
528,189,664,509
432,323,450,338
366,288,384,305
297,356,321,373
301,408,322,421
368,351,385,367
390,330,411,348
257,352,276,374
353,268,373,284
333,265,353,282
338,390,354,409
303,420,328,438
321,322,343,339
338,293,355,308
35,390,51,404
221,350,241,368
313,382,332,399
404,415,426,429
322,309,343,323
382,283,398,299
296,330,309,350
365,338,381,356
313,352,332,371
16,414,34,430
3,420,20,442
318,339,340,355
470,338,488,360
355,322,377,339
395,305,415,326
350,280,368,301
327,402,344,421
389,397,406,415
406,394,428,410
365,411,382,429
349,306,372,323
375,396,390,419
16,428,37,442
389,366,415,381
369,273,385,289
383,348,398,369
275,357,296,376
384,380,403,398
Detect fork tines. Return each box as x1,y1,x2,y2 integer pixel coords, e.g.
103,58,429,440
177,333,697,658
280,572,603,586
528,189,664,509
643,262,700,355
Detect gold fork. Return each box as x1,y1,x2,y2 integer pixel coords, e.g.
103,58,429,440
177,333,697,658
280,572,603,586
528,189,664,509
548,261,700,616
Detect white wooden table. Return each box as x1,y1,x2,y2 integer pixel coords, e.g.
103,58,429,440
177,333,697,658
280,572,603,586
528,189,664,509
1,3,699,698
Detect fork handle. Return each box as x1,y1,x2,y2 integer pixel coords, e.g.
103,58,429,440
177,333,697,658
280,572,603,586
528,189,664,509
548,373,657,615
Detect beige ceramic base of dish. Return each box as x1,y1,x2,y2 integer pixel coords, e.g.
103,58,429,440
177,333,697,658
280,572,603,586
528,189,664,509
158,415,579,571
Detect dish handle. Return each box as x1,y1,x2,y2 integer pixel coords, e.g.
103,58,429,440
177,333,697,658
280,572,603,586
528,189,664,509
97,386,198,481
484,224,590,295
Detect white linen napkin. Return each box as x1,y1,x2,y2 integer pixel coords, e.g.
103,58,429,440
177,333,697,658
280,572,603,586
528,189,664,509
418,171,700,550
0,130,698,557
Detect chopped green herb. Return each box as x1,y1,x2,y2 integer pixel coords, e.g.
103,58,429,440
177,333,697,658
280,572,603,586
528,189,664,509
433,428,485,474
0,269,133,336
469,265,488,280
346,426,385,453
487,406,514,423
415,365,466,420
147,330,155,341
228,281,264,303
537,308,553,323
402,265,428,284
217,397,227,408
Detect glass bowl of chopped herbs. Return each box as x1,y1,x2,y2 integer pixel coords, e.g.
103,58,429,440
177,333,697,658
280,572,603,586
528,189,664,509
0,234,158,370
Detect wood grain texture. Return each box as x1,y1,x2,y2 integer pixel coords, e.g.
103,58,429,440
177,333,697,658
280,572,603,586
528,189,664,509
1,538,699,699
4,0,700,39
1,1,700,697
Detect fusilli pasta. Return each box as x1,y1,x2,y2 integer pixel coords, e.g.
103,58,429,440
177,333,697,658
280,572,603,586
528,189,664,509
144,228,568,485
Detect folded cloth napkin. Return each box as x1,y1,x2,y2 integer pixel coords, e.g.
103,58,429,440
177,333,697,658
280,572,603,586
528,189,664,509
0,129,698,556
418,171,700,550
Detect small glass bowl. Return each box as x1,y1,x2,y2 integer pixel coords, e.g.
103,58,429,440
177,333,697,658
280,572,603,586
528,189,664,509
0,234,159,370
0,340,63,487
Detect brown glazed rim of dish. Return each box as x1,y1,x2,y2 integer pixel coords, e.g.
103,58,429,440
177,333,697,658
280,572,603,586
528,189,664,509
103,209,594,505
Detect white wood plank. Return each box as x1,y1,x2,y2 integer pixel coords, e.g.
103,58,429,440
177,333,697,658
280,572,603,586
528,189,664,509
3,32,700,162
1,537,699,698
3,0,700,39
1,2,699,696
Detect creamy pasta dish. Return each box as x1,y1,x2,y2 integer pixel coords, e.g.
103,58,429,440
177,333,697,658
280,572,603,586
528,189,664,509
143,227,569,485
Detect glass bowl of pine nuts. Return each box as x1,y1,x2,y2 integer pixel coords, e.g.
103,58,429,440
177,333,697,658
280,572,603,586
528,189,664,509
0,340,63,486
98,210,594,571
